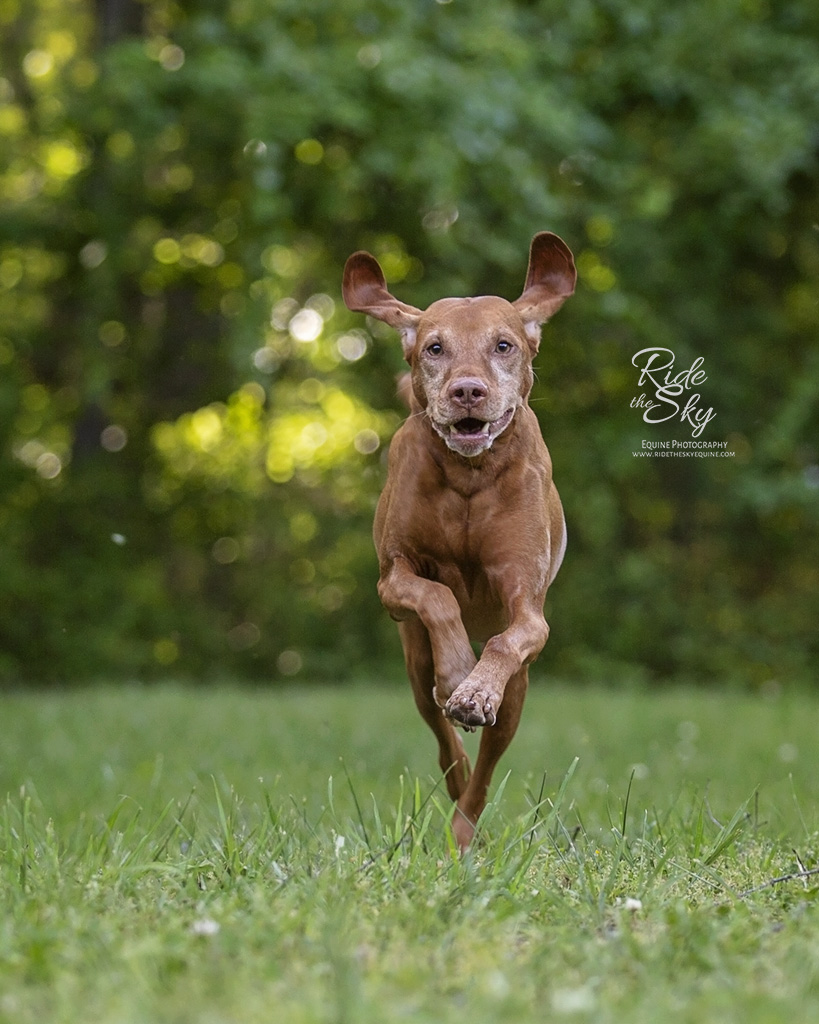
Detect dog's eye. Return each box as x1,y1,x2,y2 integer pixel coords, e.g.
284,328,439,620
426,341,444,356
496,339,514,354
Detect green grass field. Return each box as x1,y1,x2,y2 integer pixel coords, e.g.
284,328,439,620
2,680,819,1023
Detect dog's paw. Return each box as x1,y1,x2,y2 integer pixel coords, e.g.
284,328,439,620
445,685,498,729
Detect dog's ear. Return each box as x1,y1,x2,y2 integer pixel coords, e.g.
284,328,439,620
513,232,576,352
343,251,423,358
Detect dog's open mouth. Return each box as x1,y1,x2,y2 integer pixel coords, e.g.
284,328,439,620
437,407,516,454
451,417,491,437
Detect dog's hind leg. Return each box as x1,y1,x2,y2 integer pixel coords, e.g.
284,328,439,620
398,618,472,802
451,665,529,851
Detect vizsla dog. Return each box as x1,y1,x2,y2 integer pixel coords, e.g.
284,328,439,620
342,233,576,850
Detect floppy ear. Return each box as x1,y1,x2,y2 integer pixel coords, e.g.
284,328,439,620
513,232,576,352
342,251,423,358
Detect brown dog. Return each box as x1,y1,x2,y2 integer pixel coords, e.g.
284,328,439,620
342,233,576,850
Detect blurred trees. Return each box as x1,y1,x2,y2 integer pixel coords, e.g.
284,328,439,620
1,0,817,685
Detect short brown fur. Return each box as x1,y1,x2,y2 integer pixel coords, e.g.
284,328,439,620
343,233,576,849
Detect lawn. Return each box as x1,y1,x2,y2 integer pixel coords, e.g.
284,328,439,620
1,680,819,1023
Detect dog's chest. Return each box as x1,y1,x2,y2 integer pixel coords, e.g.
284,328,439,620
414,490,507,624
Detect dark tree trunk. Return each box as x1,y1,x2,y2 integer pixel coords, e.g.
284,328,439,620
94,0,144,46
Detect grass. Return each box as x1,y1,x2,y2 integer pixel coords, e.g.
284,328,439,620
2,679,819,1023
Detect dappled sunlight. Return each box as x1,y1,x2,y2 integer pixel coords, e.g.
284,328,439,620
267,385,392,483
152,380,398,494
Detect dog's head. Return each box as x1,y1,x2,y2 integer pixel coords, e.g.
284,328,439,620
343,233,576,457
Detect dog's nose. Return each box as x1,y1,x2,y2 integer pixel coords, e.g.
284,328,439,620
448,377,488,408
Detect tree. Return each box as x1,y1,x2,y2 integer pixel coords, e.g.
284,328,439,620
0,0,817,685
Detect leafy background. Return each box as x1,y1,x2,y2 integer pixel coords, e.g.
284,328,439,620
1,0,817,686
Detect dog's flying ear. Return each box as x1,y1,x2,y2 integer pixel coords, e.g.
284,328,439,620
513,232,576,351
343,251,423,359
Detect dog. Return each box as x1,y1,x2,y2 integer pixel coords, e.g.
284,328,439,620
342,233,576,849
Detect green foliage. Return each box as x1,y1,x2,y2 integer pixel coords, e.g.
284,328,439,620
0,0,817,682
3,683,819,1022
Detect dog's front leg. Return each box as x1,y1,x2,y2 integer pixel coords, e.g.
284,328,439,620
377,556,476,705
444,594,549,729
